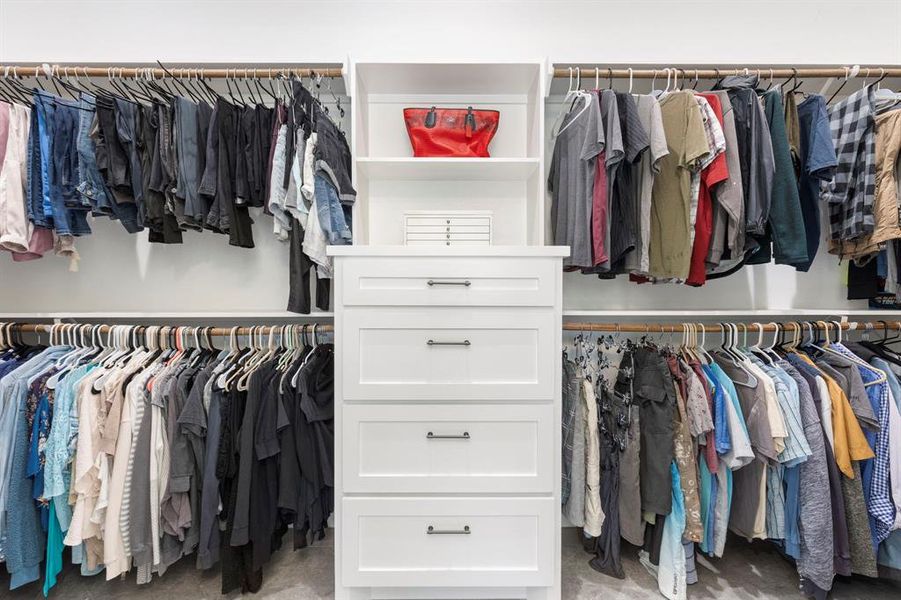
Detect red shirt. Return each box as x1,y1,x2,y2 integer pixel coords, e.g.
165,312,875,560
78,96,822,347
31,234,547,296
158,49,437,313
686,94,729,286
591,151,609,266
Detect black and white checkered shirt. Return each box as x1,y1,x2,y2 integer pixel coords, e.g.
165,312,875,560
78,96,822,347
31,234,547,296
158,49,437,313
822,86,877,241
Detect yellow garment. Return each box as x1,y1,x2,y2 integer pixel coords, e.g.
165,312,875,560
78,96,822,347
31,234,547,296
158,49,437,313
796,353,874,478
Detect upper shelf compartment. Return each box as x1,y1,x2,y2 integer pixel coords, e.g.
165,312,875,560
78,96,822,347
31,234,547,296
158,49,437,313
352,61,545,159
353,62,543,96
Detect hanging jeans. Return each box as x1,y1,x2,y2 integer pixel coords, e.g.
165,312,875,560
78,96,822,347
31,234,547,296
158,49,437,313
287,224,330,314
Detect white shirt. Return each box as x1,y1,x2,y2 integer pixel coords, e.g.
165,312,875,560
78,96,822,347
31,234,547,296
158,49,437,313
582,378,603,536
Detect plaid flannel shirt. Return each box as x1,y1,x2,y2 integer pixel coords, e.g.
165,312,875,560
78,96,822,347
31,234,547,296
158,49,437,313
822,86,877,241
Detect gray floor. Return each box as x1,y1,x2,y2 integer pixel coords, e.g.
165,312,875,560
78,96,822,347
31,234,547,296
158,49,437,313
3,528,900,599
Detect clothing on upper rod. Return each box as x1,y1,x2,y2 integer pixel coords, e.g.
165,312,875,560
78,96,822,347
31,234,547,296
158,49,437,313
0,70,355,314
0,322,334,594
549,70,901,291
561,320,901,600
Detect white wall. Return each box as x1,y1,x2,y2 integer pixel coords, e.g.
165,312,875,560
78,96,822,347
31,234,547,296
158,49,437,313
1,0,899,314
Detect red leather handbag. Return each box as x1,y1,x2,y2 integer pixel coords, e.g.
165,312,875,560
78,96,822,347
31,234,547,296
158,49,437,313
403,106,500,157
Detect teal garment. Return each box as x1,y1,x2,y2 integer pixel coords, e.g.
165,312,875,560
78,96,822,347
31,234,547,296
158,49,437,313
698,459,719,555
43,365,95,587
43,498,64,596
658,462,687,599
747,90,808,266
699,460,711,554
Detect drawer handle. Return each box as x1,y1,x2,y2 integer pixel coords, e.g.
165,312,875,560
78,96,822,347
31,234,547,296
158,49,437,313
427,525,471,535
427,339,471,347
427,280,472,287
427,431,471,440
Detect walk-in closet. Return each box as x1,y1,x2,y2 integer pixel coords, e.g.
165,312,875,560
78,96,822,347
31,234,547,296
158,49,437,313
1,1,901,599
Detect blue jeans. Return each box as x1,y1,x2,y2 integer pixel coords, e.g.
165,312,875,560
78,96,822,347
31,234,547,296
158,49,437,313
314,173,352,244
26,108,49,228
34,91,91,236
76,95,140,233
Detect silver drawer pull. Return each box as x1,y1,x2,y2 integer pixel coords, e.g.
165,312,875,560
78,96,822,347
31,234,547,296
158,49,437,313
427,431,470,440
427,339,471,347
427,280,472,287
427,525,471,535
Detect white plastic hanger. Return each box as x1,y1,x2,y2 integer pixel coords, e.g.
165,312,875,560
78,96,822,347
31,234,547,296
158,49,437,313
552,67,590,137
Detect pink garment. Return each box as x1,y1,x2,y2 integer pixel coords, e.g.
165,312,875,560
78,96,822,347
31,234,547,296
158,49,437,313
591,151,608,265
1,103,32,253
0,103,10,168
12,226,53,261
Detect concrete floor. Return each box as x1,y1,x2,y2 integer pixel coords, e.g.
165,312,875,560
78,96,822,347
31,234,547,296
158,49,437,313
3,529,900,599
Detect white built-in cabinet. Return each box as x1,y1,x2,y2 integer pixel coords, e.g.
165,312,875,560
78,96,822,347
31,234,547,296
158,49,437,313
330,59,565,600
330,247,566,600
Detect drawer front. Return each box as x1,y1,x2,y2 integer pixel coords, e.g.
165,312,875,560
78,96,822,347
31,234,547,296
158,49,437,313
341,307,556,400
406,217,492,227
339,256,557,307
343,404,554,493
406,225,491,234
341,497,555,587
406,239,491,247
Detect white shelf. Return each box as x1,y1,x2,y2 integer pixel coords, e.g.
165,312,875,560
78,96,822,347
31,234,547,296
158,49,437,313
356,157,540,181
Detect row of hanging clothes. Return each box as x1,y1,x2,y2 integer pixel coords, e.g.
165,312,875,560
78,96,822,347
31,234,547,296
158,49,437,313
563,319,901,600
0,321,334,595
548,67,901,287
0,66,354,313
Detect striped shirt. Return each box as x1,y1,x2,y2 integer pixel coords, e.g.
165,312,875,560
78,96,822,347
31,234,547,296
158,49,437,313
766,361,813,467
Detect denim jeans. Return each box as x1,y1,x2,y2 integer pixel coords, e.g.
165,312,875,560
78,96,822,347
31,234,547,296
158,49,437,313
78,94,141,233
34,91,91,236
26,108,49,228
76,95,112,214
314,173,351,244
313,113,355,204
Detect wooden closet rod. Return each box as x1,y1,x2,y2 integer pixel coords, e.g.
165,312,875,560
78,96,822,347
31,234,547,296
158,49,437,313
563,320,901,334
553,66,901,79
0,65,343,79
6,322,333,336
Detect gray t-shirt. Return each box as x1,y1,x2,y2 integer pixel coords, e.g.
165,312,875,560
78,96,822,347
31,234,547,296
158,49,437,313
707,90,745,266
196,385,223,570
633,95,669,274
549,92,604,268
599,90,625,270
781,362,834,592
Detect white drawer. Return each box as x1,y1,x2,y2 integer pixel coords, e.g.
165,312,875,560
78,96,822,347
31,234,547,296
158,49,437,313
343,404,554,493
339,256,558,307
340,307,556,401
341,497,555,587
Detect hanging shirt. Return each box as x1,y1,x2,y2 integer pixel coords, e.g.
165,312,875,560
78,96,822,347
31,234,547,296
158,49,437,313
755,90,808,267
705,90,745,267
549,92,604,269
648,91,710,279
613,91,651,274
823,85,878,241
656,462,687,600
795,94,838,271
686,94,728,286
632,95,669,275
